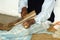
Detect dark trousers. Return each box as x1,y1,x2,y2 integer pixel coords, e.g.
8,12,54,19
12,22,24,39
48,11,55,22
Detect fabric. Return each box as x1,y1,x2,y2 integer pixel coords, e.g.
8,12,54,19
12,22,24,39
0,21,52,40
27,0,44,15
27,0,55,22
48,11,55,22
18,0,55,24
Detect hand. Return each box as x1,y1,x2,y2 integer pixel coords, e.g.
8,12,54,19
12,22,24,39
22,19,35,29
21,7,28,19
23,21,30,29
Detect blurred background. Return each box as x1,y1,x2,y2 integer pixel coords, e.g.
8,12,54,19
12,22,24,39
0,0,20,17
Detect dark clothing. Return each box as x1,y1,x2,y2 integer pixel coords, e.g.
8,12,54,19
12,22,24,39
27,0,55,22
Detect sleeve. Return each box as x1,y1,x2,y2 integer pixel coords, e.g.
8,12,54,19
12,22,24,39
34,0,55,24
18,0,28,13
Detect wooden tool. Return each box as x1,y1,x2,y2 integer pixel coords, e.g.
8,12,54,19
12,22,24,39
15,10,36,25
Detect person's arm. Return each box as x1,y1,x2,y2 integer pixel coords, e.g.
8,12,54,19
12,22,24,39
18,0,28,18
35,0,55,24
18,0,35,28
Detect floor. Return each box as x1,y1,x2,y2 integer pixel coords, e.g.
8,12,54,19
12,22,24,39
32,33,60,40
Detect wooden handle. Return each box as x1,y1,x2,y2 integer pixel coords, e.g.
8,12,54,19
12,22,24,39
14,10,36,25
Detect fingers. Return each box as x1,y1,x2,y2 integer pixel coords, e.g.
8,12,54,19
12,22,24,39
21,7,28,19
23,21,30,29
22,19,35,29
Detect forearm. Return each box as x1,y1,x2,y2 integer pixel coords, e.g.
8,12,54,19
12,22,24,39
34,0,55,24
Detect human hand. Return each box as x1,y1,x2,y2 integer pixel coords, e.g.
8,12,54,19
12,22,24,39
21,7,28,19
22,19,35,29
